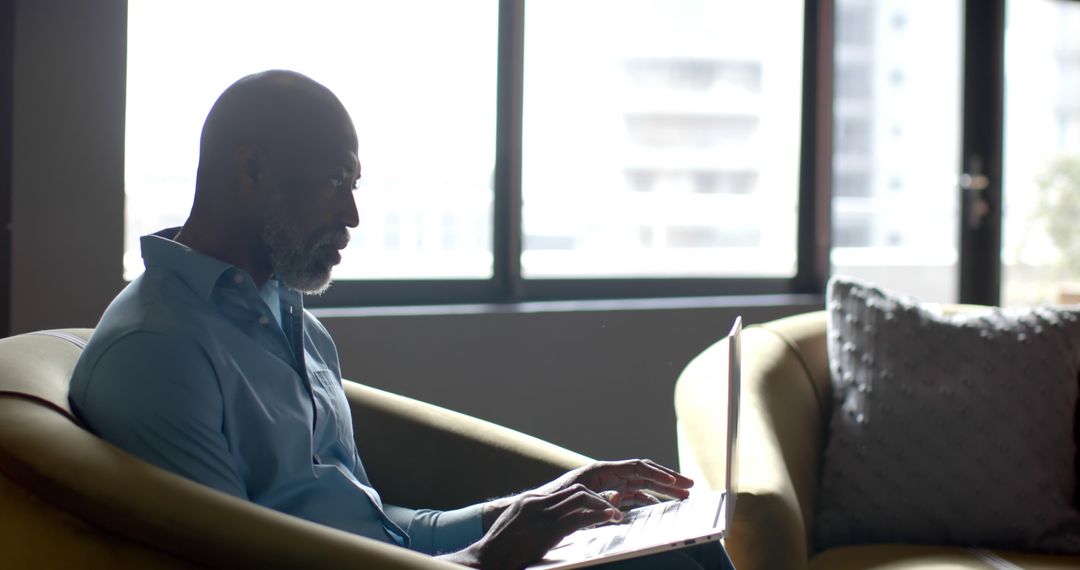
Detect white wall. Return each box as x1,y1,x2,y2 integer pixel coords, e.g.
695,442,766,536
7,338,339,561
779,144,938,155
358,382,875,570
9,0,822,467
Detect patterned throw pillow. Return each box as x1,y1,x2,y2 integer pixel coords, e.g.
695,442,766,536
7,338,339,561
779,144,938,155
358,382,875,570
815,276,1080,552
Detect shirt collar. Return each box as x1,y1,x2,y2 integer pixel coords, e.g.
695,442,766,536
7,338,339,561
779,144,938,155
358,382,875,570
140,227,237,301
142,228,305,310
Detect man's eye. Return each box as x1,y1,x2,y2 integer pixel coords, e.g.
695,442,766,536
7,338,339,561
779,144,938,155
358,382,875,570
329,176,359,192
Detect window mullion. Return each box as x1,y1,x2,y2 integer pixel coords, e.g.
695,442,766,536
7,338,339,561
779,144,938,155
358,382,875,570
958,0,1005,305
797,0,833,295
494,0,525,302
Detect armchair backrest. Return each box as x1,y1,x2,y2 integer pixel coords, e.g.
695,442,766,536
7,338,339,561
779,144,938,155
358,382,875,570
0,329,458,569
675,311,831,570
676,306,985,570
753,312,831,546
0,329,90,419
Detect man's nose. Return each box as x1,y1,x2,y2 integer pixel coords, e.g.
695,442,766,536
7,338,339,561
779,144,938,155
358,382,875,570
340,190,359,228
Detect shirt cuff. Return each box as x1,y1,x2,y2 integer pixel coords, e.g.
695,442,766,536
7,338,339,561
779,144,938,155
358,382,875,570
385,503,485,555
430,503,485,553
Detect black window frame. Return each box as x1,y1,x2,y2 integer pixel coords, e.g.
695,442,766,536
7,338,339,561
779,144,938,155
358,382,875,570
305,0,833,308
2,0,1059,336
0,0,12,334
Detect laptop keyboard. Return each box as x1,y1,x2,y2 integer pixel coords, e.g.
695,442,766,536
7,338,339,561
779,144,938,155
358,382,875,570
595,492,723,556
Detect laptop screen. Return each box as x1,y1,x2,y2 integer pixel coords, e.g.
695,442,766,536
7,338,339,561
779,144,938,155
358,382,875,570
724,316,742,531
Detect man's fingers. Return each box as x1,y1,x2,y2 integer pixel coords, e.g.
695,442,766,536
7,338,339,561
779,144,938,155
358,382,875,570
476,486,621,569
643,459,694,484
529,484,616,517
551,485,617,514
638,482,692,500
591,460,694,497
513,485,621,536
543,485,622,532
615,479,687,501
533,483,586,502
559,507,621,533
600,490,622,506
634,459,695,488
608,459,685,486
624,490,662,507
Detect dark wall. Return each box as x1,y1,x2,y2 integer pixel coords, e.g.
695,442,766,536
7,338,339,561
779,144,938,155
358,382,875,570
1,0,13,337
10,0,126,334
320,299,819,466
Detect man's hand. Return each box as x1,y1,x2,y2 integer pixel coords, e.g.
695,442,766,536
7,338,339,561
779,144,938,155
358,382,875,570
440,484,620,570
442,459,693,569
534,459,694,510
480,459,694,529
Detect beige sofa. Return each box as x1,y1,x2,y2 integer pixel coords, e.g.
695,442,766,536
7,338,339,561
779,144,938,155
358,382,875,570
0,329,591,568
675,311,1080,569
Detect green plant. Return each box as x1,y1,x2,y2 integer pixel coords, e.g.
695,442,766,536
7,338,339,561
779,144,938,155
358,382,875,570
1035,155,1080,278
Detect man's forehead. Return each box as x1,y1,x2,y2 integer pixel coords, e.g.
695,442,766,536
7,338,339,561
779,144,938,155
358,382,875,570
331,149,361,176
343,150,360,175
287,102,359,173
292,137,359,174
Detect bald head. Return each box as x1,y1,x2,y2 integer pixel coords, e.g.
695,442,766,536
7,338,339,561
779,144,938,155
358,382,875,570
178,70,361,294
196,70,357,193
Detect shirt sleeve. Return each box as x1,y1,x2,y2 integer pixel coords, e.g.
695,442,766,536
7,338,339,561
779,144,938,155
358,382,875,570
384,503,486,555
72,331,248,498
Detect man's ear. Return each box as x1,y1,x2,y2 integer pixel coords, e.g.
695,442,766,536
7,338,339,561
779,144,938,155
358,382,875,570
234,144,264,192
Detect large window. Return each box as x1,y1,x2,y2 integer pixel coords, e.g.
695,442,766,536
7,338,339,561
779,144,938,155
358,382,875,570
127,0,1075,309
1002,0,1080,306
829,0,963,303
520,0,803,279
125,0,498,282
125,0,813,304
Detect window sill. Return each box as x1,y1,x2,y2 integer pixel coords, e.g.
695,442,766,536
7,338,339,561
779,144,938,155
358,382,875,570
310,293,824,319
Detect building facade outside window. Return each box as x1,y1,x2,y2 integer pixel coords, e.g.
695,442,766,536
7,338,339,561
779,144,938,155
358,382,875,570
1002,0,1080,306
125,0,499,282
124,0,807,296
127,1,1077,308
829,0,963,303
520,0,802,279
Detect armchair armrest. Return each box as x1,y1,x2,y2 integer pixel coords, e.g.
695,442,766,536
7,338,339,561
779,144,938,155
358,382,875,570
344,381,592,510
0,399,462,569
675,315,830,570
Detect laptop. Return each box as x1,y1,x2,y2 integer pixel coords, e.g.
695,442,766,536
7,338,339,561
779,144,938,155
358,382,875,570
528,317,742,569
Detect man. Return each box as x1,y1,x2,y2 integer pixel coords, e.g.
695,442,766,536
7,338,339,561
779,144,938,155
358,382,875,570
70,71,731,569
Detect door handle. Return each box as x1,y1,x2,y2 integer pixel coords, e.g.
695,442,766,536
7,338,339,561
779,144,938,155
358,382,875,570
960,154,991,229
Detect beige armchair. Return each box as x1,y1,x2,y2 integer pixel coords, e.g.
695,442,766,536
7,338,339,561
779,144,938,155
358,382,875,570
675,311,1080,570
0,329,590,568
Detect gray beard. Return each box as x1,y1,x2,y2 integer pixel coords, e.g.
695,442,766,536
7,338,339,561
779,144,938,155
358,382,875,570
262,217,346,295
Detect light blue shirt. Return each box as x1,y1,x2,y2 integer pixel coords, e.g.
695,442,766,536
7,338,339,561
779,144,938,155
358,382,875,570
69,228,483,555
